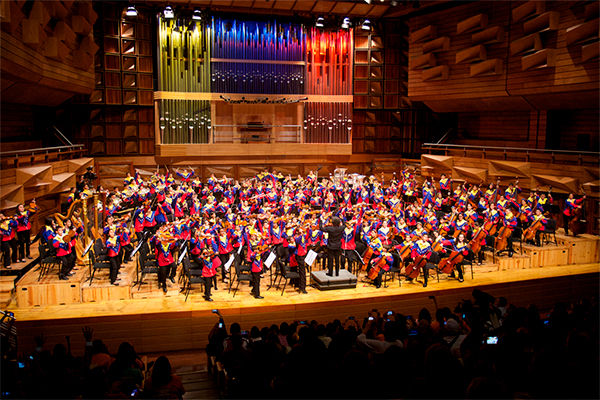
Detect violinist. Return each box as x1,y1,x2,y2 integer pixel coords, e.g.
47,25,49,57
118,221,134,264
15,200,38,262
199,248,220,301
563,192,585,236
527,208,547,247
440,233,471,283
53,226,77,280
0,213,19,268
153,234,179,294
106,228,122,286
341,213,362,274
291,228,309,294
247,233,266,299
216,227,233,285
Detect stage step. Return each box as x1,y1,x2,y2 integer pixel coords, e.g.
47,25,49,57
0,275,16,308
16,263,89,307
483,251,531,270
81,259,136,302
555,229,599,265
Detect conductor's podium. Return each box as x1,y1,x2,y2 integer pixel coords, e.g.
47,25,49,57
311,269,357,291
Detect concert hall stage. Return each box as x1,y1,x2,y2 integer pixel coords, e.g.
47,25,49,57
4,229,599,356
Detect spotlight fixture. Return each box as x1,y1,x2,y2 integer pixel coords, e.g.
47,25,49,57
364,0,371,4
391,0,399,5
341,17,351,29
192,9,202,20
315,16,324,28
163,5,174,19
361,19,371,31
126,6,137,17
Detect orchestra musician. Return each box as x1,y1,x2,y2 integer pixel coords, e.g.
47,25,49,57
319,216,344,277
563,192,585,236
53,226,78,280
15,201,38,262
0,213,19,269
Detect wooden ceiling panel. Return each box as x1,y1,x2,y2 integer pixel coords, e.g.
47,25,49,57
367,4,390,17
292,1,317,12
349,3,374,16
229,1,254,9
330,2,356,15
252,0,275,9
311,1,335,13
271,0,296,11
208,0,234,6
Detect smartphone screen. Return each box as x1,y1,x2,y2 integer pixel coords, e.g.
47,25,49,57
387,311,393,316
486,336,498,345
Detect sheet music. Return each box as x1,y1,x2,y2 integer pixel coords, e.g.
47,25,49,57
130,239,145,258
177,246,187,265
264,252,276,268
82,240,93,257
224,254,234,271
305,250,318,266
237,245,243,255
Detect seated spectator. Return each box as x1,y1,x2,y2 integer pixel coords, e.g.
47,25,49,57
223,322,249,351
316,324,331,348
145,356,185,399
90,339,111,370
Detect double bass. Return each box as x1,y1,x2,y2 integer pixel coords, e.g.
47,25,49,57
568,187,587,236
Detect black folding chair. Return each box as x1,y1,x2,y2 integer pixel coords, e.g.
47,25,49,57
88,249,111,286
38,244,61,281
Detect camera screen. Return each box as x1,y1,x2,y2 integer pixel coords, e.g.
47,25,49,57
409,329,418,336
387,311,393,316
486,336,498,345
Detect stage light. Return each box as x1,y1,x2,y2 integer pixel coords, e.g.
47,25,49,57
126,6,138,17
192,9,202,20
365,0,371,4
361,19,371,31
315,16,325,28
391,1,399,6
341,17,351,29
163,5,174,19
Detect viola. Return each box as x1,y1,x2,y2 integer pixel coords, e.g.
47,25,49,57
405,256,427,280
368,256,387,280
438,250,464,274
494,225,512,252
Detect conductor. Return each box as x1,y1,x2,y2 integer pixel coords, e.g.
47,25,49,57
319,215,344,277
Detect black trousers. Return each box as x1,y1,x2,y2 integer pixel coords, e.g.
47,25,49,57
159,262,175,287
341,249,357,274
120,244,133,263
108,256,120,283
219,252,232,282
202,274,213,298
563,214,572,235
326,248,341,275
17,230,31,259
2,239,18,266
59,253,76,276
296,255,307,291
252,271,261,297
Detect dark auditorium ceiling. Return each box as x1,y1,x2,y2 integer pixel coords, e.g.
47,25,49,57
132,0,449,19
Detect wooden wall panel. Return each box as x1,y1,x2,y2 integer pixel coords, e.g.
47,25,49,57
507,2,599,102
408,2,512,105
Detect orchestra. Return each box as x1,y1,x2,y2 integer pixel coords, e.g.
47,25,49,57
6,165,587,298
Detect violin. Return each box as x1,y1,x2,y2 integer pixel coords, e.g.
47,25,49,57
405,256,426,280
438,249,464,274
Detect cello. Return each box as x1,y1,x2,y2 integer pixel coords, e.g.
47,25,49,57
569,187,587,236
368,255,388,280
494,224,512,253
438,249,464,274
523,217,544,241
405,256,427,280
361,247,374,270
469,225,487,254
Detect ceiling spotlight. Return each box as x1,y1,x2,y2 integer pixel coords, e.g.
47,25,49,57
341,17,351,29
361,19,371,31
126,6,138,17
315,16,324,28
163,5,174,19
391,0,399,5
365,0,371,4
192,9,202,20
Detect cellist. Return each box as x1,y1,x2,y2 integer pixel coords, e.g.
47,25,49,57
440,232,471,283
497,206,518,257
409,233,439,288
527,208,547,247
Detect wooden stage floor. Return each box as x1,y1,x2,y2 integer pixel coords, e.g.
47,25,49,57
8,262,600,354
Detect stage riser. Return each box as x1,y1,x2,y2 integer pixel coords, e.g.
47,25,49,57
521,245,570,267
81,286,131,302
484,252,530,270
17,282,82,307
12,271,600,355
556,234,600,265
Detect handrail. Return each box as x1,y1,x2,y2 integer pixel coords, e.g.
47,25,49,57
51,126,74,147
422,143,599,156
0,144,84,157
436,128,455,145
